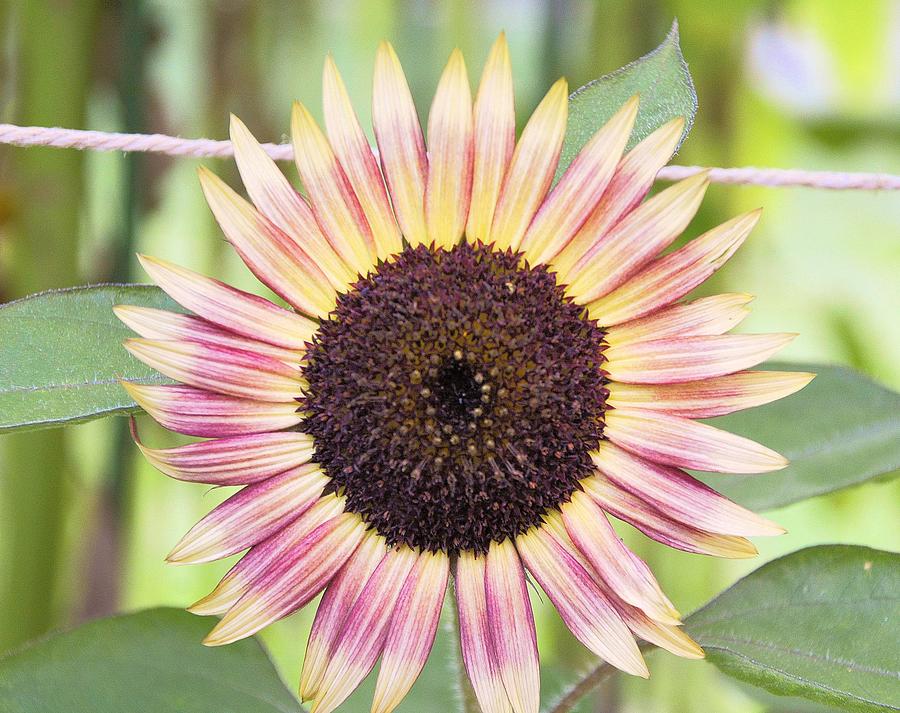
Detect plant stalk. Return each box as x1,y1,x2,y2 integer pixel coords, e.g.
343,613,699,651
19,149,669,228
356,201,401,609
546,642,656,713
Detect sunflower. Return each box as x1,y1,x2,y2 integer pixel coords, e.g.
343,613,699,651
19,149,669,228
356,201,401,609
117,34,812,713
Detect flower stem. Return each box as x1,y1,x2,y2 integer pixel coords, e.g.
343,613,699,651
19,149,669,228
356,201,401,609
546,663,616,713
449,589,480,713
546,642,655,713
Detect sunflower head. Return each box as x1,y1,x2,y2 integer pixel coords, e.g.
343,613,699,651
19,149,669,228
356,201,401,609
118,33,812,713
303,241,609,555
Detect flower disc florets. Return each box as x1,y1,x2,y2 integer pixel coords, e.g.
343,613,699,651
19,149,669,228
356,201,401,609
302,242,609,553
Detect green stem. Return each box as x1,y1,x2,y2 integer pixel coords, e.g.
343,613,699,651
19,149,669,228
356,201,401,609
546,642,655,713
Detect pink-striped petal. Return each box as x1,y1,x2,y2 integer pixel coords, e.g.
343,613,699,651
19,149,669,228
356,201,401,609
122,383,302,438
516,524,648,677
607,370,815,418
582,474,758,558
484,539,540,713
322,56,403,260
198,167,337,316
567,172,709,304
166,465,328,565
603,589,704,659
203,511,366,645
291,102,377,277
229,114,355,290
604,333,796,384
300,531,388,701
519,96,638,266
588,209,761,326
604,408,788,473
455,551,513,713
312,546,418,713
489,78,568,253
372,550,450,713
424,48,473,250
592,441,784,536
551,116,684,278
604,293,754,346
124,338,304,402
574,544,701,658
137,254,316,349
561,491,679,624
189,495,346,616
373,42,428,247
136,431,314,485
114,305,305,365
466,33,515,244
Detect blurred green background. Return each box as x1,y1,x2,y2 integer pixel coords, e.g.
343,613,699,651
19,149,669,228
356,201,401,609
0,1,898,711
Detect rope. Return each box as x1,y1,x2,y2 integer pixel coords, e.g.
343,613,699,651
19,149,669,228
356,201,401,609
2,122,899,191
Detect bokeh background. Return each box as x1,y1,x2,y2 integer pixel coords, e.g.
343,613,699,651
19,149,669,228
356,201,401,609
1,1,898,712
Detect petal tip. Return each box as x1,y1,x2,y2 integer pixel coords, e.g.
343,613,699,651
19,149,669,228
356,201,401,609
187,596,220,616
121,338,141,356
291,100,313,124
118,379,143,399
201,630,226,647
135,252,155,268
164,545,188,564
196,164,215,180
375,40,399,64
551,76,569,95
770,523,788,536
112,304,134,323
669,114,686,131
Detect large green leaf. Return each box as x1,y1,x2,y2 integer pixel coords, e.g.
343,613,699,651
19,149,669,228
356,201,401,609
686,545,900,713
556,20,697,181
700,363,900,511
0,284,178,433
0,608,301,713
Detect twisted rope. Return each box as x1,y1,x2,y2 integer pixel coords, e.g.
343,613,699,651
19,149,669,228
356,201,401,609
2,122,899,191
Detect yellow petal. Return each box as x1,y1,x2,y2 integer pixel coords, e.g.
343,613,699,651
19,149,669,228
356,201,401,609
291,101,377,277
519,95,638,265
322,56,403,260
425,48,474,250
466,33,515,244
490,78,568,252
229,114,354,290
373,41,428,247
551,116,684,280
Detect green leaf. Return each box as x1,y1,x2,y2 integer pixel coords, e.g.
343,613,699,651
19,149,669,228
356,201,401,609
0,608,301,713
0,284,179,433
556,20,697,181
700,363,900,511
686,545,900,713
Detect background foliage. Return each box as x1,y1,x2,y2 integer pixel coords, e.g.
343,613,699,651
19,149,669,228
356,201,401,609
0,2,898,712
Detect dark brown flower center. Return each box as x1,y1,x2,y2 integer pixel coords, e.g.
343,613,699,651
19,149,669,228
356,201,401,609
301,242,608,553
